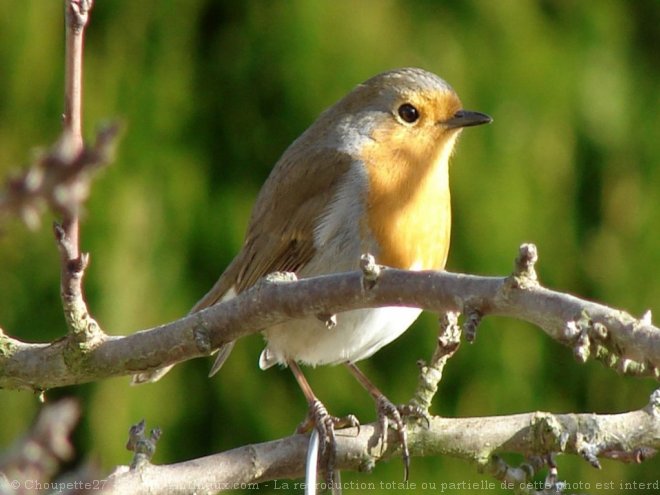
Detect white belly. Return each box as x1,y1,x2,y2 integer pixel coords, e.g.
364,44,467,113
259,306,422,369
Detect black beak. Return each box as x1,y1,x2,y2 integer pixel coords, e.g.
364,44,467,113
443,110,492,129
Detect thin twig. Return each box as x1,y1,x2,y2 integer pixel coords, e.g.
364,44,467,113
0,124,120,227
0,400,80,489
61,0,92,259
58,0,93,333
410,311,461,412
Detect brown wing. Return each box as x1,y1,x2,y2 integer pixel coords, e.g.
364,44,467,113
133,148,353,384
192,146,353,310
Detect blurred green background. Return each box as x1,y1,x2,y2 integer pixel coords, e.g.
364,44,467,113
1,0,659,493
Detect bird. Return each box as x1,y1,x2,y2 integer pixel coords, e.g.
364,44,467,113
133,67,491,478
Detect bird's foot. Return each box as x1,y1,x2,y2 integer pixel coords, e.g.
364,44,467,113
297,399,360,484
375,397,430,481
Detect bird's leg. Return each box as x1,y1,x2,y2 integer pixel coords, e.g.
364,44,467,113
345,362,429,481
289,360,359,484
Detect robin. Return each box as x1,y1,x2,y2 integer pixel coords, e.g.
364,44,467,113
134,67,491,478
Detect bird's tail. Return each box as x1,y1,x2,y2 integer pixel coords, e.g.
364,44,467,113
131,264,239,384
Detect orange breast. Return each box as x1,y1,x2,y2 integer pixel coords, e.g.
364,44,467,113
361,138,453,271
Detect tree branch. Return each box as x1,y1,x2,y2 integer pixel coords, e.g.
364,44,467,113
1,245,658,391
0,399,80,492
103,393,660,494
57,0,105,352
0,124,120,229
60,0,92,247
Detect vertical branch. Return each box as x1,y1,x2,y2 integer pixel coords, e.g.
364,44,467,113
56,0,103,344
410,312,462,412
61,0,91,252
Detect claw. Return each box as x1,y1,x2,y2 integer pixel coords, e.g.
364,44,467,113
345,362,431,481
376,398,429,481
297,399,360,485
398,403,431,429
376,396,410,481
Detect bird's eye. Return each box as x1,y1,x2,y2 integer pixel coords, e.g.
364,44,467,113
397,103,420,124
